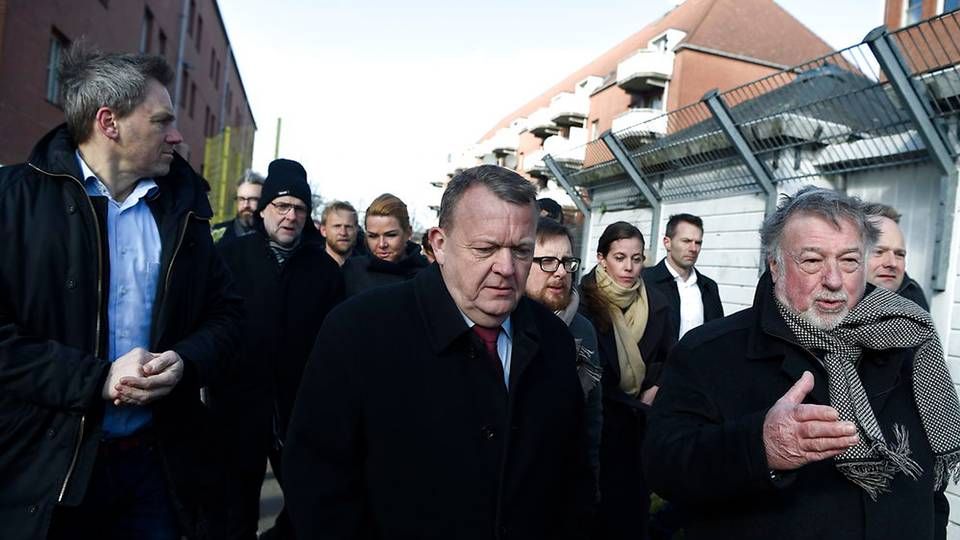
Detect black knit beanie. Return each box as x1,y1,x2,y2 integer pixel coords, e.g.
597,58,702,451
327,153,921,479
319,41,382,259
260,159,312,211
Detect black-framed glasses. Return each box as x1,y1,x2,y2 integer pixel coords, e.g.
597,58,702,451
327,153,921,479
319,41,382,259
271,201,309,216
533,256,581,273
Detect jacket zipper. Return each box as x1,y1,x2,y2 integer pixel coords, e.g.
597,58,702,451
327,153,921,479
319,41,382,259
158,211,197,316
28,163,105,503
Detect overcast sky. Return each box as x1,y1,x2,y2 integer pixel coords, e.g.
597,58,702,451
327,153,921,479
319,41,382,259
217,0,884,227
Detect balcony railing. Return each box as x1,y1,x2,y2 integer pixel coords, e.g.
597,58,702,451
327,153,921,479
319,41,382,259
550,92,589,127
526,107,560,138
617,49,674,92
522,149,547,174
611,107,668,135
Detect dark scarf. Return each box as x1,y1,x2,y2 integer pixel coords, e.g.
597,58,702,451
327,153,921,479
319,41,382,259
777,286,960,499
269,236,302,267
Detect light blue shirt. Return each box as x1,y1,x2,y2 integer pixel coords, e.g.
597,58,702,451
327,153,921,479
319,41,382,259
78,152,161,438
461,312,513,387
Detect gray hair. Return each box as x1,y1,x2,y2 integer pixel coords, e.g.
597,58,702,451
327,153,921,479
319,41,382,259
438,165,537,230
236,170,264,188
60,43,174,144
760,186,879,267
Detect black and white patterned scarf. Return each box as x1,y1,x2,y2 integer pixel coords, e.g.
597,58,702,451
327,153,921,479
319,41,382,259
777,286,960,499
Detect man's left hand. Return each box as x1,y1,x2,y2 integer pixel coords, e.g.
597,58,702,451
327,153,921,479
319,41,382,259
114,350,184,406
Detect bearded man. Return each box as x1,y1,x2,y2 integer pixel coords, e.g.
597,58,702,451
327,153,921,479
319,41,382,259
644,187,958,540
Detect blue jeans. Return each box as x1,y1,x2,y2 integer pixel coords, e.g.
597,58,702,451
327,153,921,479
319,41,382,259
49,433,179,540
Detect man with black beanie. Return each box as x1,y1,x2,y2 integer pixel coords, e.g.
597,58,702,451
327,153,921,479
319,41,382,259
211,158,345,539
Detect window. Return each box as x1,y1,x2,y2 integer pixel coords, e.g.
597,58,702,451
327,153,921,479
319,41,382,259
209,48,216,79
158,29,167,57
210,114,217,135
590,119,599,141
140,7,154,53
188,0,196,36
99,0,109,8
214,59,220,89
905,0,923,25
945,0,959,12
46,29,70,104
196,16,203,51
189,83,196,119
180,68,189,110
204,106,211,137
226,88,233,118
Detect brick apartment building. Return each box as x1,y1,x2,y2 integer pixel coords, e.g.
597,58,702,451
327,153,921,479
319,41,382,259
443,0,836,189
885,0,959,27
0,0,255,193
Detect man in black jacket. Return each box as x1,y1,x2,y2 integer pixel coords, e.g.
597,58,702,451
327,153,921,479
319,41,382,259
212,171,264,244
0,47,242,540
283,164,592,539
644,187,957,540
213,158,345,540
642,213,723,341
864,202,929,311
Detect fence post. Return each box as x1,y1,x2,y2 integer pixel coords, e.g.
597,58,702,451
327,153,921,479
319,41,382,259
866,26,957,291
703,89,778,219
544,154,593,267
600,131,663,262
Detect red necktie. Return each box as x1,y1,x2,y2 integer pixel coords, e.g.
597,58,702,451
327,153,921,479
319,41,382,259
472,325,504,379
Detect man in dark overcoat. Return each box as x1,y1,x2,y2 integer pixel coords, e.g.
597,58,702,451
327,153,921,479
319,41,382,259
0,47,242,539
213,158,344,539
283,164,592,539
641,213,723,341
644,187,959,540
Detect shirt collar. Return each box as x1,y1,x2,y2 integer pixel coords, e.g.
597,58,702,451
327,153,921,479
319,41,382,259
76,150,159,209
665,257,698,285
460,309,513,341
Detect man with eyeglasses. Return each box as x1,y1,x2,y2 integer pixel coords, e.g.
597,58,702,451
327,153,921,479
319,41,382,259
644,187,956,540
525,217,602,492
213,158,344,539
212,171,264,244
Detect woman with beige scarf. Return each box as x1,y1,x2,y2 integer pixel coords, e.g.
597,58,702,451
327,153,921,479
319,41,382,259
580,221,677,540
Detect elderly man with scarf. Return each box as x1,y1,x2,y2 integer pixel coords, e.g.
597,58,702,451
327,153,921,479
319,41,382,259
644,186,959,540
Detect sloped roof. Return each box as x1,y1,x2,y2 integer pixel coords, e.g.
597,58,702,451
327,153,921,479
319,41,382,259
480,0,835,141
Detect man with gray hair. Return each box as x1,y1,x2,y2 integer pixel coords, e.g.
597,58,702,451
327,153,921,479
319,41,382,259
283,164,592,538
644,186,958,539
212,171,265,244
0,45,242,539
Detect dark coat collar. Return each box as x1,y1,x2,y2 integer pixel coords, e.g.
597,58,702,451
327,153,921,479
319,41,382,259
414,263,541,358
645,258,701,285
26,124,212,220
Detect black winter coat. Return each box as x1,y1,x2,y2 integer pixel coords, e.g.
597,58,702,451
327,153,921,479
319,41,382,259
643,274,948,540
283,263,593,539
0,125,243,540
898,272,930,311
342,240,430,297
578,268,677,539
641,258,724,340
213,224,345,439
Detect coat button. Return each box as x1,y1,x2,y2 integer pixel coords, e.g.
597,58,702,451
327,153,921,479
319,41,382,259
481,426,495,440
66,203,77,214
27,504,38,514
66,279,77,289
499,525,509,538
47,428,56,439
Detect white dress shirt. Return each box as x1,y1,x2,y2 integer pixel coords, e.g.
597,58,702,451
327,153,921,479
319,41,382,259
665,260,704,339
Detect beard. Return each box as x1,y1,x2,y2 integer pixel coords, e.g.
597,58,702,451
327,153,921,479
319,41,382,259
533,283,571,312
328,238,354,256
237,209,255,228
775,287,849,331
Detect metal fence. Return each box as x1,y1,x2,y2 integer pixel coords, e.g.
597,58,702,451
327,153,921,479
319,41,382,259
545,11,960,285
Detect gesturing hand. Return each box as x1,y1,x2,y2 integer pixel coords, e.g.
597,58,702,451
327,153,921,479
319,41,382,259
113,350,185,406
763,371,859,471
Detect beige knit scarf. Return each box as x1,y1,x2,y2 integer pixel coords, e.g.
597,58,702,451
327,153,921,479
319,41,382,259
596,265,649,396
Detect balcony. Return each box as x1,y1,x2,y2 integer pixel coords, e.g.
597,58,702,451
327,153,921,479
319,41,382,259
542,128,588,165
446,146,479,176
522,149,547,175
525,107,560,139
549,92,589,127
617,49,674,92
488,127,519,155
611,108,668,135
